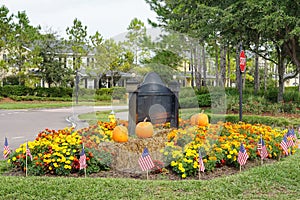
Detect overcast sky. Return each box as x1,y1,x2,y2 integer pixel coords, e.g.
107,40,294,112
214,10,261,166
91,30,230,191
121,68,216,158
1,0,158,39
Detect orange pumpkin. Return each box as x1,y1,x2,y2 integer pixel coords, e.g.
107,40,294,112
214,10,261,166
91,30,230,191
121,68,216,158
190,111,209,126
112,125,128,143
190,114,198,125
136,118,154,138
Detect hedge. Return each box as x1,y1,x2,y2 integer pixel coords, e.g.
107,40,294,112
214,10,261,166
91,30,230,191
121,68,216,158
208,114,299,127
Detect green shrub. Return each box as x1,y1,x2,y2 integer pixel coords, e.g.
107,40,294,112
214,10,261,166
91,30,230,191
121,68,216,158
179,96,199,108
265,87,278,103
111,87,126,100
179,87,197,98
197,93,211,107
1,85,32,97
195,87,209,95
33,87,73,97
95,94,112,101
283,90,300,104
209,114,294,127
96,88,113,96
9,95,71,101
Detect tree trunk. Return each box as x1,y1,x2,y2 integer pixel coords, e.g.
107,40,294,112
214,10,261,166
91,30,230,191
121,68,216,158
215,45,219,86
190,46,194,88
254,52,260,94
194,46,201,90
277,47,285,102
202,45,207,87
220,44,226,87
264,59,268,93
198,45,202,88
298,73,300,92
227,47,231,87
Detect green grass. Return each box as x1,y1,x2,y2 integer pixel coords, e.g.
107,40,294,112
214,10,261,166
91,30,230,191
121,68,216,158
79,109,128,124
0,101,111,109
0,151,299,199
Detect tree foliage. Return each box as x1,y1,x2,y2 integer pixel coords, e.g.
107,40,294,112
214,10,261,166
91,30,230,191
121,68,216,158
145,0,300,102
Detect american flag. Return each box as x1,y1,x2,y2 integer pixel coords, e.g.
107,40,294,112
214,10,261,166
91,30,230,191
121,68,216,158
257,137,268,159
198,150,205,172
237,143,249,166
3,137,11,159
280,135,289,155
138,147,154,171
79,145,87,170
26,142,32,161
286,129,295,147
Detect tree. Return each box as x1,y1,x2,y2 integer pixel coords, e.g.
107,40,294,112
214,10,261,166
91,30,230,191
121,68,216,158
5,10,40,85
66,18,90,103
146,0,300,102
125,18,148,66
36,31,73,87
66,18,89,71
0,6,13,84
93,39,134,88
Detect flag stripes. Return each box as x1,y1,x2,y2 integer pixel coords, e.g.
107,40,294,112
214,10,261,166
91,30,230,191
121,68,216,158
257,137,268,159
3,137,11,159
280,135,289,155
26,142,32,161
79,145,87,170
138,147,154,171
198,150,205,172
238,143,249,166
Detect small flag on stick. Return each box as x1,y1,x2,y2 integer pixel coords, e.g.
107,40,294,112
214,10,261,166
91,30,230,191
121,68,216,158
237,143,249,167
198,150,205,173
26,142,32,161
257,137,268,160
286,129,296,147
3,137,11,159
79,145,87,170
280,135,289,156
138,147,154,171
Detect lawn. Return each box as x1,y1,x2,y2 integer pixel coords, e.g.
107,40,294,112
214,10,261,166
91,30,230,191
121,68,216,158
0,100,111,109
0,151,299,199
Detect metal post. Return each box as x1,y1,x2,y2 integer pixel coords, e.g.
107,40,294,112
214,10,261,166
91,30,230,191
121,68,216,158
75,70,79,104
239,43,243,121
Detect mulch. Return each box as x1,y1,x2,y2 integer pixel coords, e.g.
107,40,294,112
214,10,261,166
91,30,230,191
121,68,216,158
3,158,277,180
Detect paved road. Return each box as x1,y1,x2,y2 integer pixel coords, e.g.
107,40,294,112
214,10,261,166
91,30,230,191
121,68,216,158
0,105,128,152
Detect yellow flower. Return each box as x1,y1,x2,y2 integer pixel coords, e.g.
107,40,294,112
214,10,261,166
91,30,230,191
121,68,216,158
64,165,71,169
15,148,22,153
209,156,217,161
65,160,71,164
53,163,59,168
12,157,16,161
7,159,11,163
49,166,53,170
227,155,232,159
182,173,186,178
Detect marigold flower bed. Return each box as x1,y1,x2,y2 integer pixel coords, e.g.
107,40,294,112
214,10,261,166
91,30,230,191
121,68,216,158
6,119,298,178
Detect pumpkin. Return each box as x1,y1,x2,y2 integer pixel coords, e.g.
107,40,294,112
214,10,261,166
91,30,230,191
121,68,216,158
112,125,128,143
190,114,198,125
190,111,209,126
136,118,154,138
